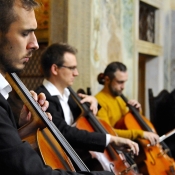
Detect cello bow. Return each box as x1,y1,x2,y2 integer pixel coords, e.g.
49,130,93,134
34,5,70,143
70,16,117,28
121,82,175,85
147,128,175,147
117,94,175,175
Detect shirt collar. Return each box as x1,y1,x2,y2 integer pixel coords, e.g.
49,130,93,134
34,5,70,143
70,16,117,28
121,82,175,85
0,74,12,99
43,79,70,99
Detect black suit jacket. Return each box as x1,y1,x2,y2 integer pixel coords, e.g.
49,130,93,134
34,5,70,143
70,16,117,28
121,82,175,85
36,85,106,152
0,93,114,175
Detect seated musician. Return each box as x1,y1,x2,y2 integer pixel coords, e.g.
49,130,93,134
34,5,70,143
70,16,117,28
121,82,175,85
0,0,137,174
35,43,140,164
95,62,159,145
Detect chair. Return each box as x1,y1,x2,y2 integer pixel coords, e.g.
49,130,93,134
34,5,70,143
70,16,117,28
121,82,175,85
148,88,170,135
148,88,175,158
77,87,91,95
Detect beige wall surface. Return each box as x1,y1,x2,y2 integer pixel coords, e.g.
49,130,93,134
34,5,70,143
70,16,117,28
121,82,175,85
47,0,174,116
91,0,124,96
66,0,135,97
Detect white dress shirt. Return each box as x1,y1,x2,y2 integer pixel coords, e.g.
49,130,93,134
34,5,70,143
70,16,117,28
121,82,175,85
0,75,111,167
0,74,12,99
43,79,74,125
43,79,110,146
0,75,111,147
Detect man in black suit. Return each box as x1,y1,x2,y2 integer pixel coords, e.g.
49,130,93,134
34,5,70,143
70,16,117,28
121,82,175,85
0,0,137,174
36,43,139,155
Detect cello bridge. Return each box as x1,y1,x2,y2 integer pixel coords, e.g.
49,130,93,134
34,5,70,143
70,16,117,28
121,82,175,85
119,164,137,175
157,149,170,158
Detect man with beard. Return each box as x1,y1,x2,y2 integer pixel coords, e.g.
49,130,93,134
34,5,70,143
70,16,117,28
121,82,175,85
0,1,139,174
35,43,141,169
95,62,159,145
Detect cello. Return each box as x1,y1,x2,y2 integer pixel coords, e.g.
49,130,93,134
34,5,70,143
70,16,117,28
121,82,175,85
115,94,175,175
68,86,141,175
6,73,90,172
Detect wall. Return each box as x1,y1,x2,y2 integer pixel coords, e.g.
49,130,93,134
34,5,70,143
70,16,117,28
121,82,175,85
47,0,175,117
67,0,136,98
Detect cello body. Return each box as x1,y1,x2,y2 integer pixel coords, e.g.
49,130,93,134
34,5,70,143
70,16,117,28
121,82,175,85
76,116,140,175
68,87,141,175
6,73,89,172
115,112,175,175
115,94,175,175
18,121,75,170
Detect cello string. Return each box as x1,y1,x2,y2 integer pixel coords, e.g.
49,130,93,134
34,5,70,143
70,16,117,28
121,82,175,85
120,94,151,131
120,94,175,174
68,86,138,169
69,87,131,152
9,73,89,172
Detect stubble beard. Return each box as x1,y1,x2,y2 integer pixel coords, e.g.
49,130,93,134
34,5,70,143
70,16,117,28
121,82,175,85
0,36,25,74
108,83,121,97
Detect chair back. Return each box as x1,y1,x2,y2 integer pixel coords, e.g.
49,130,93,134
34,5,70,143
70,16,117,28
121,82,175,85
148,88,175,158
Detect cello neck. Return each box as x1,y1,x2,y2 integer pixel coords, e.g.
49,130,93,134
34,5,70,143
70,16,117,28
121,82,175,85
69,87,140,171
6,73,89,172
68,86,108,134
120,94,151,132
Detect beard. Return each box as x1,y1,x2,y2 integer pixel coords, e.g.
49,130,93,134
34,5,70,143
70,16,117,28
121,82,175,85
0,35,27,74
0,51,23,74
108,82,122,97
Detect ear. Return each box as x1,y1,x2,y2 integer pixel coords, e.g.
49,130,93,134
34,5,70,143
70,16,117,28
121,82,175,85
51,64,58,75
104,76,110,83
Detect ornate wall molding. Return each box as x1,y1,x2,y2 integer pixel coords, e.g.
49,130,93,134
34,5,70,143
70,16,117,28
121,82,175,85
140,0,163,8
137,40,163,56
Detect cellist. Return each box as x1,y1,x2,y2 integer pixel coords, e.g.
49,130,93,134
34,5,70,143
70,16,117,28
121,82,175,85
0,1,136,174
95,61,159,145
95,62,175,175
35,43,139,168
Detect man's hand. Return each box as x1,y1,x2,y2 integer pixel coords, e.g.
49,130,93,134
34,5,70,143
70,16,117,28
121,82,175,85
19,91,52,127
143,131,159,146
128,99,141,111
78,93,98,115
110,135,139,156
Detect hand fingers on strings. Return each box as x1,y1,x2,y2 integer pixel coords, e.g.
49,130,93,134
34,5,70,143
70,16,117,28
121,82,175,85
45,112,52,121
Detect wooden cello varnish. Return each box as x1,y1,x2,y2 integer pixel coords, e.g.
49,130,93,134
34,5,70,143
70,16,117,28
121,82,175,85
115,94,175,175
68,86,142,175
6,73,89,172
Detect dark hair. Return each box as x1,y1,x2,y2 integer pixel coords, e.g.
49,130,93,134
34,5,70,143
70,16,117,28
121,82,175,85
0,0,38,34
40,43,78,78
97,61,127,85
